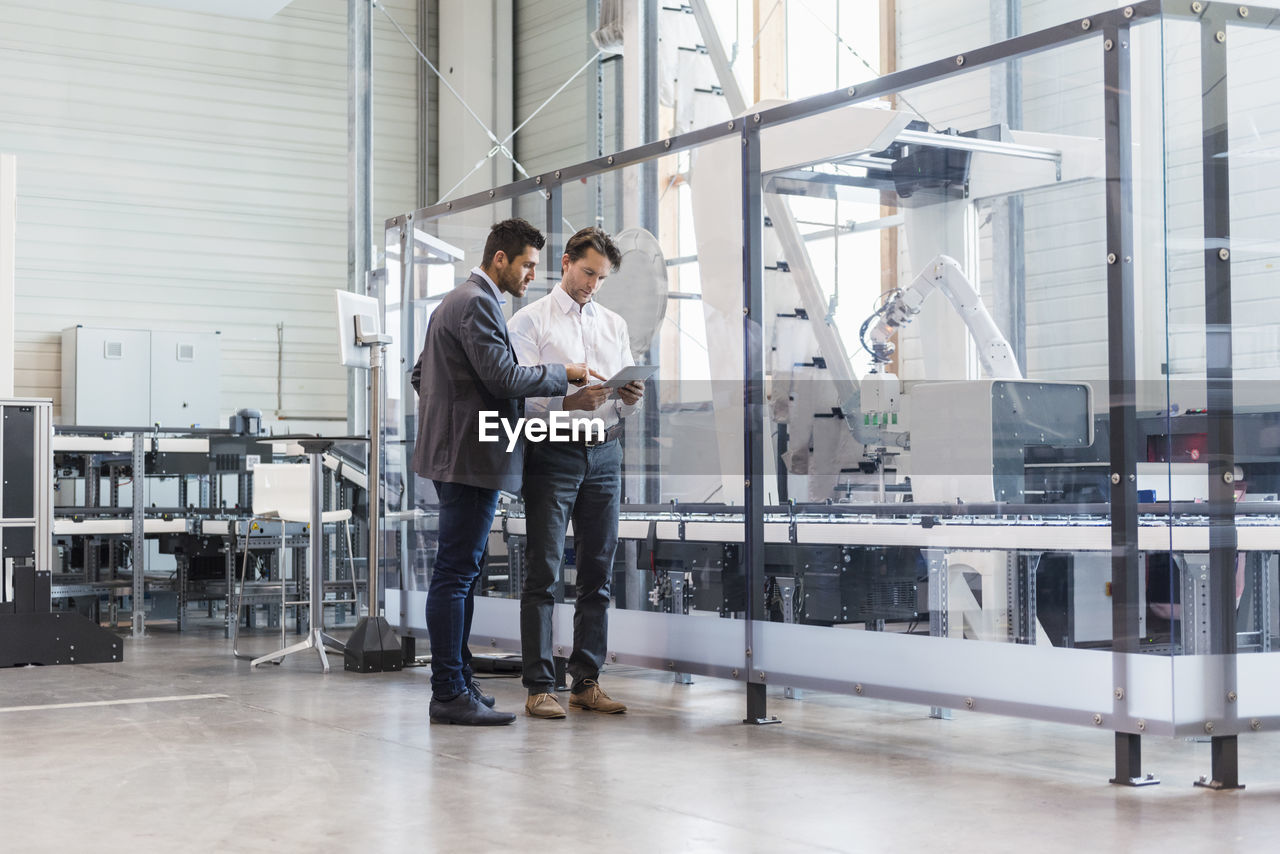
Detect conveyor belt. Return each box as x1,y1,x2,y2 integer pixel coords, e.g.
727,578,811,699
52,437,211,454
53,518,190,535
498,511,1280,552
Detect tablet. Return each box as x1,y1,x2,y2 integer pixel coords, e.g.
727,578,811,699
601,364,659,389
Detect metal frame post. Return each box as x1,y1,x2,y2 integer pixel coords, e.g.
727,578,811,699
399,214,414,636
224,543,234,638
640,0,658,235
1194,5,1242,791
415,0,433,208
636,0,661,506
348,0,373,435
130,434,146,639
397,213,415,568
368,342,385,615
545,184,562,285
741,120,777,726
1102,21,1155,787
176,553,187,632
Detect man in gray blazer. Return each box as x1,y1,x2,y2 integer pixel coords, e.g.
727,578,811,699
411,217,591,726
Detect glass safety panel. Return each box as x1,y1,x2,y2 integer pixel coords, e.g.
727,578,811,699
748,21,1179,730
1168,10,1280,734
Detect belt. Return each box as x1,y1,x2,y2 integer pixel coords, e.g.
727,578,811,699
581,421,624,447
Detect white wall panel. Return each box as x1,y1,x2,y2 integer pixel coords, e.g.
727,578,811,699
514,0,593,173
512,0,598,235
433,0,515,273
1,154,13,396
0,0,419,424
896,0,992,67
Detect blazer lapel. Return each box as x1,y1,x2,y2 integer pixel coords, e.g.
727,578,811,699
468,271,519,361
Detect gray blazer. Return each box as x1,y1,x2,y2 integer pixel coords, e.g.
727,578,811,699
410,273,568,492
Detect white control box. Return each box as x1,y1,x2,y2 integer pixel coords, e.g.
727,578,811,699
61,326,220,427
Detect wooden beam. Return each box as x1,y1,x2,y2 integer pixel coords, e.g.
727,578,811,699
878,0,900,376
753,0,787,103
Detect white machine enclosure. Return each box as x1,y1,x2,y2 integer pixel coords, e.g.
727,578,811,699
61,325,220,427
908,379,1094,504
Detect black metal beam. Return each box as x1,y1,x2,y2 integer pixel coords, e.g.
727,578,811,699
1194,5,1243,792
1103,21,1138,658
544,185,563,284
1111,731,1157,786
1198,8,1237,661
741,122,777,726
1165,1,1280,30
1101,20,1156,787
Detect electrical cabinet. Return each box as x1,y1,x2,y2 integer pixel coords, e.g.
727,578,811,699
149,330,221,428
0,398,51,610
61,326,220,427
1,397,122,665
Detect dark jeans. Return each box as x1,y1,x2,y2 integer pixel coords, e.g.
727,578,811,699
520,439,621,694
427,480,500,699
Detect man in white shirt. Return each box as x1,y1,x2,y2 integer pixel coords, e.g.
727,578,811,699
508,227,645,719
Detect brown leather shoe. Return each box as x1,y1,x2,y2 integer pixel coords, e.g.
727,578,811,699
525,692,566,719
568,679,626,714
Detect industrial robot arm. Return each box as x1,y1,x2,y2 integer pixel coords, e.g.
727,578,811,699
862,254,1022,380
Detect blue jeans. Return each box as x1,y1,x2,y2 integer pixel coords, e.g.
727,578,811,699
520,440,621,694
427,480,500,700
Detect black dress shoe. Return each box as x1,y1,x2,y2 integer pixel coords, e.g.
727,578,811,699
469,679,496,708
429,692,515,726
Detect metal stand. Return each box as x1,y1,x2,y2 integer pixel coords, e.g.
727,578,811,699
744,681,781,726
1194,7,1244,794
343,338,403,672
1110,732,1159,787
129,433,147,639
250,440,346,671
1101,18,1156,789
1195,736,1244,791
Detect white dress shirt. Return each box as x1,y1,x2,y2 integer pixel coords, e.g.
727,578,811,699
508,284,641,430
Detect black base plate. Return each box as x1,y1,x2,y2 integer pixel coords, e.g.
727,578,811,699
343,616,404,673
0,612,124,667
1110,774,1160,787
1194,778,1245,791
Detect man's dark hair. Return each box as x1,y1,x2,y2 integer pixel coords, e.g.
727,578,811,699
482,218,545,267
563,226,622,271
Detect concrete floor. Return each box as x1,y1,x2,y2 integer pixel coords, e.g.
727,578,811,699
2,620,1279,853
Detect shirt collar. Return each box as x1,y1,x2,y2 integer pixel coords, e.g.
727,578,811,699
472,267,506,305
552,283,596,317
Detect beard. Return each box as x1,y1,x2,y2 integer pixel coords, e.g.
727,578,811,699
500,265,525,294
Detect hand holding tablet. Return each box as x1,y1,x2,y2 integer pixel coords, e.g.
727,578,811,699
601,364,659,390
